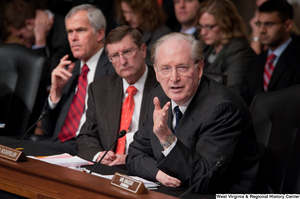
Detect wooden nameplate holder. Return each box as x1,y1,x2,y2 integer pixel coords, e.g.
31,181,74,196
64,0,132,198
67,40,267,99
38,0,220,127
110,172,148,194
0,144,27,162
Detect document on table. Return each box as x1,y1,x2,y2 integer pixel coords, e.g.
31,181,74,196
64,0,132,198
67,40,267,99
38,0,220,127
29,153,159,189
28,153,93,167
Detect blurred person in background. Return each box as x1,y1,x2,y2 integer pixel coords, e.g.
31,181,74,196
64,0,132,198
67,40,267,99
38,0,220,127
198,0,255,96
4,0,72,73
174,0,202,39
115,0,171,65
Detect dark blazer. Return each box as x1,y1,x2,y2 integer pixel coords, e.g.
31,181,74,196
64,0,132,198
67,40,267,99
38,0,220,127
241,38,300,106
203,38,255,95
77,66,159,161
126,76,260,194
42,51,115,140
33,13,72,72
143,25,171,65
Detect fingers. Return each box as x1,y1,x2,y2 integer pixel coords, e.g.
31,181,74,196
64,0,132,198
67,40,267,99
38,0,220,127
156,170,181,188
97,151,117,165
108,154,126,166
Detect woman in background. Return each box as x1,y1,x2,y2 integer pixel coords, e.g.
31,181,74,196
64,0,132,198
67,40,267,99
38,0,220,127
116,0,171,65
198,0,255,95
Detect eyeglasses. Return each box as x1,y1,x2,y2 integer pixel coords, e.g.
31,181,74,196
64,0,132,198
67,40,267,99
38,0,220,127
197,24,218,31
255,21,282,28
108,47,138,62
156,63,198,77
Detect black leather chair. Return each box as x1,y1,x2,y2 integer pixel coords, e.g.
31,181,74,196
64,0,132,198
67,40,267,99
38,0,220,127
250,85,300,193
0,43,50,137
204,72,227,86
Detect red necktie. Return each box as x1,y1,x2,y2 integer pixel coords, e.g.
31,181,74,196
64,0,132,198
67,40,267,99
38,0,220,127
263,54,276,91
115,86,138,154
58,64,89,142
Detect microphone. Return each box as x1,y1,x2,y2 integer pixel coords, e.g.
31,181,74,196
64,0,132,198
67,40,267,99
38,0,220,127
14,110,49,149
179,156,227,198
89,130,126,174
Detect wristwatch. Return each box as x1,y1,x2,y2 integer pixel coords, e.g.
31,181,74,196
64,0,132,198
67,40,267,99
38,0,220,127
160,134,176,147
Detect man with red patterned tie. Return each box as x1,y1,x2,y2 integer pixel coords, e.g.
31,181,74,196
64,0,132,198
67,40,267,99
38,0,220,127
38,5,114,155
77,25,159,165
242,0,300,106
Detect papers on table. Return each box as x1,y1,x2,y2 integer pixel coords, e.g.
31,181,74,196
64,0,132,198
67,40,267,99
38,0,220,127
29,153,159,190
28,153,93,167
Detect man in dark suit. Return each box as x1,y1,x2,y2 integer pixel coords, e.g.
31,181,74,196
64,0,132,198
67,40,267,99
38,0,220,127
77,26,159,165
40,5,114,155
242,0,300,106
126,32,261,193
4,0,71,73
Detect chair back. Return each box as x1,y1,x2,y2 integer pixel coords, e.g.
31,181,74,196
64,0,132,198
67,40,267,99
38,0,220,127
203,72,227,86
0,44,50,136
250,85,300,193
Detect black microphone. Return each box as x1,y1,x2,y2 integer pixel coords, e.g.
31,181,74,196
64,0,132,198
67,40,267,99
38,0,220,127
89,130,126,174
14,110,49,149
179,156,227,198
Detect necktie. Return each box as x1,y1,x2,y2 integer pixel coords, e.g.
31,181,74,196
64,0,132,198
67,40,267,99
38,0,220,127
174,106,182,133
58,64,89,142
116,86,138,154
263,54,276,91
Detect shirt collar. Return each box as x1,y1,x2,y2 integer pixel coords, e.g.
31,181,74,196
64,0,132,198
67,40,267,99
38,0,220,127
80,48,103,70
122,65,148,95
268,37,292,58
180,26,197,35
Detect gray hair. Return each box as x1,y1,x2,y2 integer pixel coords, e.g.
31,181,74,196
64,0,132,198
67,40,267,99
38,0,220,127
150,32,204,65
65,4,106,40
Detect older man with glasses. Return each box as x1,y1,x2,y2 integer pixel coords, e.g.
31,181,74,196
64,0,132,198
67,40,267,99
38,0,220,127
126,32,263,194
77,25,158,165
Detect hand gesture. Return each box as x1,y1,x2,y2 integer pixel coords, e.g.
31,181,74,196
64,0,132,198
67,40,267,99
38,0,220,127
34,10,54,46
153,97,172,143
50,54,75,102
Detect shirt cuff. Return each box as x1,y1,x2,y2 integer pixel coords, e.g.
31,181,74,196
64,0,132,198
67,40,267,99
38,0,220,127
48,95,60,109
162,137,178,157
93,151,102,162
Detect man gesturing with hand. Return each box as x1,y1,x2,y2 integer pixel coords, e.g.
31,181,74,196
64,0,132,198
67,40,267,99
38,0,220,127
126,33,262,194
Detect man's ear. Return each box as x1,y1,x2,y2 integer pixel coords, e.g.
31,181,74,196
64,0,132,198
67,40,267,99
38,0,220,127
25,19,35,30
96,28,105,42
284,19,293,33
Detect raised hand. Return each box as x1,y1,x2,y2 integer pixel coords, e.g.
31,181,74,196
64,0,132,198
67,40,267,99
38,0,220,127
153,97,172,143
50,54,75,103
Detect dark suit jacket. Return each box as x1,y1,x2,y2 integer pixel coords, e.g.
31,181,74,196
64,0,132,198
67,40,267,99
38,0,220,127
241,38,300,106
42,51,115,140
33,13,72,73
77,66,159,161
143,25,171,66
126,76,260,194
203,38,255,95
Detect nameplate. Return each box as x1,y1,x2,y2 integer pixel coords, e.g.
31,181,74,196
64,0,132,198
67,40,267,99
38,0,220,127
111,172,148,194
0,144,27,162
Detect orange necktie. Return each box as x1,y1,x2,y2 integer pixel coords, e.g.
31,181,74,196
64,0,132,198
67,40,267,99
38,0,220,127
116,86,138,154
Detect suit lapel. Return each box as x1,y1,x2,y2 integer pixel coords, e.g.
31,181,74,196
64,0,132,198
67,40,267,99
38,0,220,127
139,66,159,128
107,76,123,138
94,50,110,80
268,42,293,90
174,77,209,138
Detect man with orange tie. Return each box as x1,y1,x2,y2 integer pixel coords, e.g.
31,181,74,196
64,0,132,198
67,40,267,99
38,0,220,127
39,5,114,155
242,0,300,106
77,25,159,165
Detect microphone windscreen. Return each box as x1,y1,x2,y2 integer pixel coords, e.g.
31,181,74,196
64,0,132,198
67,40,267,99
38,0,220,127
118,130,126,138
